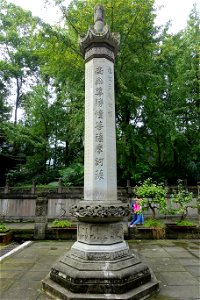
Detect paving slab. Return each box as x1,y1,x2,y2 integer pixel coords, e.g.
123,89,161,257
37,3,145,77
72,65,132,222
177,258,200,266
187,249,200,258
160,271,198,285
163,247,196,258
156,285,200,299
140,247,172,258
184,265,200,277
0,239,200,300
145,263,186,272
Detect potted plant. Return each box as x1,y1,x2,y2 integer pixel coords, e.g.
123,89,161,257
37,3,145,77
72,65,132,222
0,222,13,244
51,219,73,228
143,219,166,239
0,222,9,233
134,178,167,239
166,179,197,231
135,178,167,219
50,219,77,240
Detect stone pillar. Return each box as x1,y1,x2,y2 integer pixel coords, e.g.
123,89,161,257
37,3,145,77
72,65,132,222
34,196,48,240
126,179,132,195
31,180,36,194
197,181,200,216
43,5,159,299
58,178,62,193
4,178,10,194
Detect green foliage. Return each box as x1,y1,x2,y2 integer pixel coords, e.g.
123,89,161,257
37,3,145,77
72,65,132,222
170,179,194,220
0,223,9,232
59,163,84,187
47,181,59,188
0,0,42,124
51,219,72,228
176,220,195,226
134,178,167,218
0,0,199,186
143,218,165,229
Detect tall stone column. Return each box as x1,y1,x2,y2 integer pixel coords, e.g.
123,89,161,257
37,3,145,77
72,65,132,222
43,5,159,299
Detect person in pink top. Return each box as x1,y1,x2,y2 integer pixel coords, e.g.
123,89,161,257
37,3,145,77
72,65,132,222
129,195,144,228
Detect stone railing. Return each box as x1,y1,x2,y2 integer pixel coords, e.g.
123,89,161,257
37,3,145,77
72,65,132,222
1,178,199,195
0,180,199,222
0,184,128,222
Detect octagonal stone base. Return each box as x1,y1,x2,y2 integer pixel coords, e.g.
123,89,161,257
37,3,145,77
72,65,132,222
42,244,159,299
43,274,159,300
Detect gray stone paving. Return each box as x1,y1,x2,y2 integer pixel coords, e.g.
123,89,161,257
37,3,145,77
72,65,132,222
0,240,199,300
0,242,20,257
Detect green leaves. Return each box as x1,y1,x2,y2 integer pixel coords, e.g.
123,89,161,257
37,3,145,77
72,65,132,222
170,179,194,220
134,178,167,218
52,219,72,228
0,0,199,186
58,163,84,186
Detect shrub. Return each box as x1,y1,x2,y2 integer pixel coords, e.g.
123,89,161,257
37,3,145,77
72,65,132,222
144,219,165,229
134,178,167,219
0,223,9,232
176,220,195,226
170,179,194,221
58,163,84,187
51,219,72,228
143,218,166,239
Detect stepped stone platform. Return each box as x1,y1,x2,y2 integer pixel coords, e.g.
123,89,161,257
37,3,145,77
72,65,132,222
0,239,199,300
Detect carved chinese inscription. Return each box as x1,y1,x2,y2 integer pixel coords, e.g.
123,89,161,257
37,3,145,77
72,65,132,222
94,64,104,183
77,222,124,244
84,57,117,201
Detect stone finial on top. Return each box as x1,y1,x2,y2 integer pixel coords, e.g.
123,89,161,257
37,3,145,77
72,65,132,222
94,4,104,33
79,4,120,59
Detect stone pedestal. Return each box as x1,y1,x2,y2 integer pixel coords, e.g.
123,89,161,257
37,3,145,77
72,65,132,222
43,251,158,299
42,5,159,299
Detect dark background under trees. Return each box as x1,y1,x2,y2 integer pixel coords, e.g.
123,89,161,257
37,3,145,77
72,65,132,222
0,0,199,187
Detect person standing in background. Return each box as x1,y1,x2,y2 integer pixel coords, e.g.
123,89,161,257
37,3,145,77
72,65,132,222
129,195,144,228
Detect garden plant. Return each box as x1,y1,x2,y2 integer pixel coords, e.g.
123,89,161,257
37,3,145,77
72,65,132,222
134,178,167,219
168,179,196,226
51,219,72,228
0,222,9,232
134,178,167,238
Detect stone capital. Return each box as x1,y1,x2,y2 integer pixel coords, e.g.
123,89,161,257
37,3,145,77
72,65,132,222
79,5,120,60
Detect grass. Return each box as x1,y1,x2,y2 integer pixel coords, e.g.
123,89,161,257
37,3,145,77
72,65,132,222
176,220,195,226
51,219,72,228
143,218,165,228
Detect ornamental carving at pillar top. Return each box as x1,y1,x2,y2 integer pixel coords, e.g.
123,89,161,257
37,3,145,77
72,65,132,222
79,4,120,57
70,203,130,218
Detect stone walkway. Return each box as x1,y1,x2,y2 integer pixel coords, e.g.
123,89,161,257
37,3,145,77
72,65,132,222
0,242,20,257
0,239,199,300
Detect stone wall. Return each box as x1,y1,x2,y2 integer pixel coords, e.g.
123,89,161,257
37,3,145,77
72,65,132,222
0,188,128,221
0,186,199,222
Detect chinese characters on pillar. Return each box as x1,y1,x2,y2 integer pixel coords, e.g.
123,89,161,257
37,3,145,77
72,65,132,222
94,66,104,181
107,66,113,118
84,58,116,200
94,64,114,182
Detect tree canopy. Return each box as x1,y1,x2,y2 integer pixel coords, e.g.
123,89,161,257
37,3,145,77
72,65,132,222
0,0,199,186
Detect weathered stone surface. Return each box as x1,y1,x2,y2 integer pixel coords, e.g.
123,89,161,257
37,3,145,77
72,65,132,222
71,240,130,260
2,240,200,300
48,249,153,294
77,222,124,244
70,200,130,222
83,56,117,202
34,196,48,240
43,5,159,299
43,275,159,300
79,4,120,60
